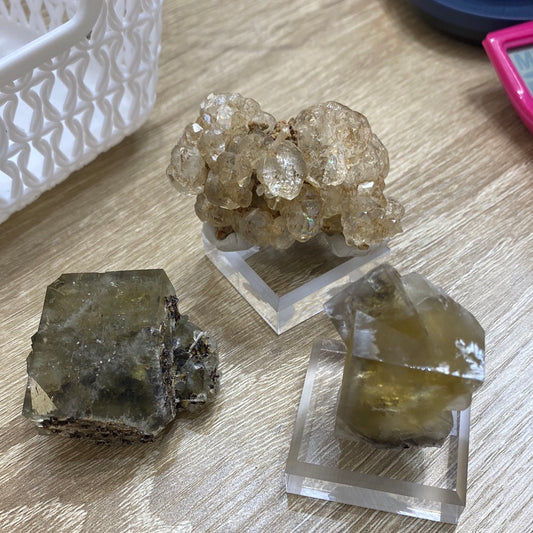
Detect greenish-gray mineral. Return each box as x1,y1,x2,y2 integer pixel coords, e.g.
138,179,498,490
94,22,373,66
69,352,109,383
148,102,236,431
22,270,219,443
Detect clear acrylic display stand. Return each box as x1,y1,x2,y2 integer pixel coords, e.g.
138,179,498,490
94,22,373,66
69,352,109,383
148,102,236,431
202,227,390,334
285,339,471,524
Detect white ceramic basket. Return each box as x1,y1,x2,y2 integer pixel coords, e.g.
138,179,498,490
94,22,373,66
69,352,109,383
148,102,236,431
0,0,163,224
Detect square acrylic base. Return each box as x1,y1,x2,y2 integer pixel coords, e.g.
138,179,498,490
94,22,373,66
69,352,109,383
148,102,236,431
202,228,390,334
285,339,471,524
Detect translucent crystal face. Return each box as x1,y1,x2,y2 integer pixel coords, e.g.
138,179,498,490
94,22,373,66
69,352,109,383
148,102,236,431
167,93,404,250
22,270,220,443
324,264,485,448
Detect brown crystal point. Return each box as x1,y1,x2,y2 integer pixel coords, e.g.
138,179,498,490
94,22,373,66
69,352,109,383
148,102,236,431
325,264,485,448
22,270,220,443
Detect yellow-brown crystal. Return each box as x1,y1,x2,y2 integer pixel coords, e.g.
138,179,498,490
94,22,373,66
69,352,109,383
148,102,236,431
325,264,485,448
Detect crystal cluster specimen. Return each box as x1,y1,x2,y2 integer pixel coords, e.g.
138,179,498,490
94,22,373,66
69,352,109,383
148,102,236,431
22,270,219,443
324,264,485,448
167,93,404,250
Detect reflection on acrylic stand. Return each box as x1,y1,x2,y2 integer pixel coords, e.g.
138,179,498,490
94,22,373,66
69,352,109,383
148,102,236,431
285,339,470,524
201,225,390,334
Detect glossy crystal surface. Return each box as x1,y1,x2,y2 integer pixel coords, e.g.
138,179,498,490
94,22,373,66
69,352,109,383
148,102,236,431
324,264,484,448
167,93,403,251
23,270,219,443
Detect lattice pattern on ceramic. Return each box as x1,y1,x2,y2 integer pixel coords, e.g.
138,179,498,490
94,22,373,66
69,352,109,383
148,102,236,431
0,0,163,223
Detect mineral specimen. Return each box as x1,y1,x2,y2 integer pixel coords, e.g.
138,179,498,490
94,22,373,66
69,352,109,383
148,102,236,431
167,93,404,251
324,264,485,448
22,270,219,443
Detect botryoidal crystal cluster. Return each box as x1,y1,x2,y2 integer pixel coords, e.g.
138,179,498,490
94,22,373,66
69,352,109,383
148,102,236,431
324,264,485,448
167,93,404,250
23,270,220,443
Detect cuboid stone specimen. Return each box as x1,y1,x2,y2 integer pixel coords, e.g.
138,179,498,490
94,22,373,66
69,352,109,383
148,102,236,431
324,264,484,448
22,270,219,443
167,93,404,251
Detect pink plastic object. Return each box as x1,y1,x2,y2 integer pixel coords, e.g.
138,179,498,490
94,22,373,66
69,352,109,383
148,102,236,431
483,21,533,134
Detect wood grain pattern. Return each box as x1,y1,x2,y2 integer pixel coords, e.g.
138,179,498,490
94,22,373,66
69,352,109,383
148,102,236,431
1,1,531,531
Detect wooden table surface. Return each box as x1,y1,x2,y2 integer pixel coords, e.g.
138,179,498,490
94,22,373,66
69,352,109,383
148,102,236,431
1,1,532,532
